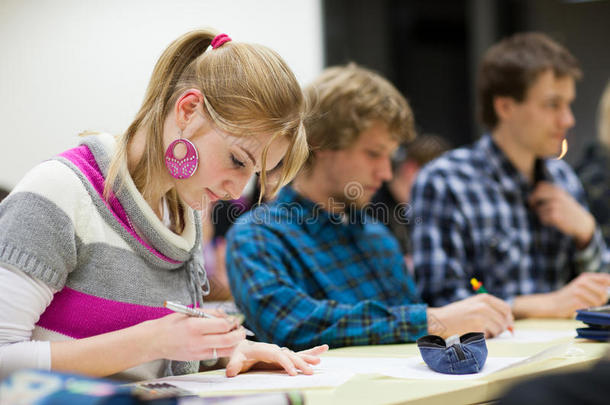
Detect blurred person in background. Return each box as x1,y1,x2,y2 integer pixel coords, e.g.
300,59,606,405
226,64,514,350
370,134,450,267
412,32,610,318
576,81,610,264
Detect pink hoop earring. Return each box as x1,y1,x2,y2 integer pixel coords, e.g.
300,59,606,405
164,136,199,179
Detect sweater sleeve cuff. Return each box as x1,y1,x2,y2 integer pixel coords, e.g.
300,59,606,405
0,340,51,380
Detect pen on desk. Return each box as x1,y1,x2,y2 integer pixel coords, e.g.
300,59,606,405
470,278,514,334
164,301,255,337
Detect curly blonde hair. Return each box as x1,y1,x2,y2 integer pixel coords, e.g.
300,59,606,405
303,63,415,168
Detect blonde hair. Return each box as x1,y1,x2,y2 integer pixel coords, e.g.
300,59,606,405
104,29,308,231
303,63,415,168
598,81,610,148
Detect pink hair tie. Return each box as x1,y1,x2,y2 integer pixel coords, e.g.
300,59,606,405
211,33,232,49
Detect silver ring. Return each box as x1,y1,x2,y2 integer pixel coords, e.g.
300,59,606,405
212,348,217,360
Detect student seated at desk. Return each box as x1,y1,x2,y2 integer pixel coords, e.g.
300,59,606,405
577,81,610,252
226,64,514,351
369,134,450,264
0,29,327,381
411,32,610,317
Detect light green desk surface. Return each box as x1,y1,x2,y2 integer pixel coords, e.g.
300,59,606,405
201,319,609,405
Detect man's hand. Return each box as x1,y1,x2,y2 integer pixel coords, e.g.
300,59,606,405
529,182,596,248
427,294,514,338
513,272,610,319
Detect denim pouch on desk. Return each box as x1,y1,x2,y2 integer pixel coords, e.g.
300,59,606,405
416,332,487,374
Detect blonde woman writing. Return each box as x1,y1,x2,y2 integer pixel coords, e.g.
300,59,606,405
0,30,326,381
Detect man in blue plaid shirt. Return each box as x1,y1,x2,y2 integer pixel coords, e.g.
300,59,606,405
226,64,513,350
412,33,610,318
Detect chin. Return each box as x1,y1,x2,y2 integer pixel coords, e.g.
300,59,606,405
184,201,200,211
351,197,372,210
180,194,202,211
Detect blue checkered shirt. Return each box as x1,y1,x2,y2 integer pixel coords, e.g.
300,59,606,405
226,187,428,350
412,135,608,307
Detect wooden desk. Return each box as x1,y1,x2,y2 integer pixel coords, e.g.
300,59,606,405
202,319,609,405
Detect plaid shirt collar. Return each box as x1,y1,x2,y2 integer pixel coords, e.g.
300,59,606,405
275,186,367,235
480,134,551,196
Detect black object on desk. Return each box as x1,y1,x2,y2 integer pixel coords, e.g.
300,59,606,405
576,304,610,342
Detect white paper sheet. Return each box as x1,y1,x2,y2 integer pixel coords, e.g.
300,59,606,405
314,356,527,381
150,355,528,394
153,367,355,394
491,329,576,343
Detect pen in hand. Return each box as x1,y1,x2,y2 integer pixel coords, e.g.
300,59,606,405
164,301,255,337
470,278,514,335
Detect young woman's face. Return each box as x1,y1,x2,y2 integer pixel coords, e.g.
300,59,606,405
171,117,289,212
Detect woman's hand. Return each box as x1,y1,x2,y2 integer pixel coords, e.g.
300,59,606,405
148,313,246,361
225,341,329,377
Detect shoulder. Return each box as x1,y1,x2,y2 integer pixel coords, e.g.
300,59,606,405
227,203,299,242
415,141,485,192
545,159,584,195
8,159,91,216
362,218,402,250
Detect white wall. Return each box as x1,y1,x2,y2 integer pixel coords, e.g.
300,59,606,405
0,0,323,189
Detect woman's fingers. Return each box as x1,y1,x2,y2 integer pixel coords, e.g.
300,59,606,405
195,327,246,349
225,351,247,377
285,350,314,375
298,353,323,365
274,349,298,376
296,344,329,356
187,316,236,334
224,342,327,377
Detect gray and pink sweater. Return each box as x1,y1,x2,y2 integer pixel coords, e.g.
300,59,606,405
0,133,206,380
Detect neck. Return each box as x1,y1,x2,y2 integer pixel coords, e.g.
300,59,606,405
491,127,536,182
292,168,345,214
128,127,173,219
387,178,410,204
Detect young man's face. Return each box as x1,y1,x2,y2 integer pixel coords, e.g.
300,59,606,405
503,69,576,158
317,121,397,209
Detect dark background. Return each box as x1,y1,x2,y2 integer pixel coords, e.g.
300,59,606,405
322,0,610,165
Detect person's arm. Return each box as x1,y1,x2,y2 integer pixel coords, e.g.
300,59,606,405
512,272,610,318
0,162,323,378
411,169,472,307
512,171,610,318
529,181,605,256
0,263,247,377
569,175,608,273
531,164,608,274
0,265,54,380
225,223,428,351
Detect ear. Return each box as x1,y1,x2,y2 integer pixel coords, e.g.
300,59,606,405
403,161,420,179
493,96,517,123
175,89,205,129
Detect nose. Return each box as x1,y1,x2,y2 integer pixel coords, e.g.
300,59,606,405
561,106,575,129
378,157,393,182
222,173,251,200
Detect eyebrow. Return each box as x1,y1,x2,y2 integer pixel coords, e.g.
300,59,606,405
239,146,257,167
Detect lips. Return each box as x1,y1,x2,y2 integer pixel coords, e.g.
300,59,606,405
206,188,221,202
